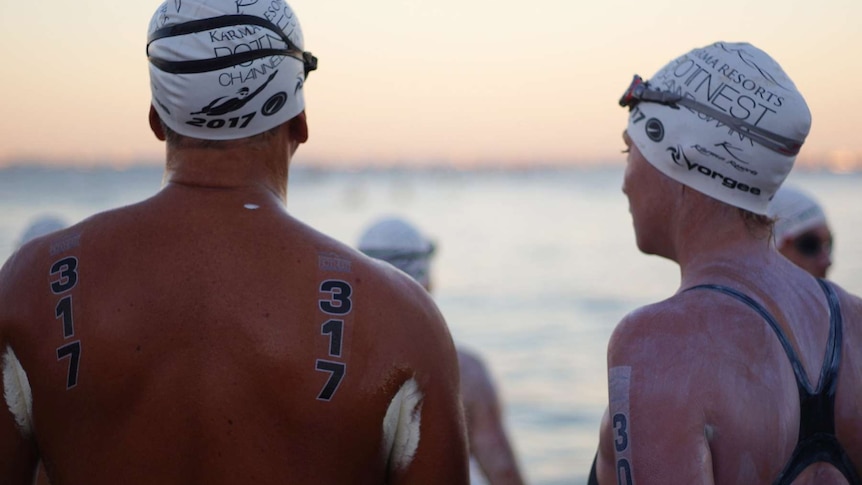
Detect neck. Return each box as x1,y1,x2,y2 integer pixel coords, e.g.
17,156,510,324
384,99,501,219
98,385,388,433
668,190,774,287
162,129,294,204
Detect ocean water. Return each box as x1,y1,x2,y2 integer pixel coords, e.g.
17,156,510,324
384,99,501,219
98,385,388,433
2,165,861,484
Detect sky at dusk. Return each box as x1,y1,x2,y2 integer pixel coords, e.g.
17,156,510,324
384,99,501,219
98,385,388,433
1,0,860,170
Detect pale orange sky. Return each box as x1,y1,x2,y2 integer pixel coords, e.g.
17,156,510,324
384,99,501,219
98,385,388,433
1,0,860,169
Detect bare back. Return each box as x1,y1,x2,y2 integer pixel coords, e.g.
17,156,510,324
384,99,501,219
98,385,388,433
0,184,468,484
597,254,862,484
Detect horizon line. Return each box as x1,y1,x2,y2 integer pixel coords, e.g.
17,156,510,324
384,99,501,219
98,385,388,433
1,157,860,175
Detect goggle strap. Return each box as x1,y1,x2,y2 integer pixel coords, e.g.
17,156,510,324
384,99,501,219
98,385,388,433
675,97,801,155
147,14,317,76
149,48,302,74
637,87,683,105
148,14,298,50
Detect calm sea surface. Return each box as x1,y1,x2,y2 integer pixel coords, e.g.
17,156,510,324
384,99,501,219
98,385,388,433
2,165,861,484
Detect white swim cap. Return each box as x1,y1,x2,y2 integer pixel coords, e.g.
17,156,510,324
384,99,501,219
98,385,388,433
621,42,811,215
147,0,316,140
357,217,436,288
767,184,828,244
17,215,67,248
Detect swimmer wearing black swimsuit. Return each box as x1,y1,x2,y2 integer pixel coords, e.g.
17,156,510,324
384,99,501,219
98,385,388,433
588,279,860,485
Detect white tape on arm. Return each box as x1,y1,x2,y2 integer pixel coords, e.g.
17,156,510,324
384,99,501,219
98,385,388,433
382,377,423,472
3,346,33,437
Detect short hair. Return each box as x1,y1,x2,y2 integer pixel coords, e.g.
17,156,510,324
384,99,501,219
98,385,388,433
740,207,774,240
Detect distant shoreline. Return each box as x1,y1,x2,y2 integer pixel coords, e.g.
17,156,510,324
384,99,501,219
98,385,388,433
1,161,859,175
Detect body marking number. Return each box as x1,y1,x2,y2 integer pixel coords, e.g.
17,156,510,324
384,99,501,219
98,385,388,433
50,257,78,294
315,279,352,400
321,319,344,357
49,256,82,389
56,341,81,389
315,360,346,401
55,295,75,338
613,413,629,452
613,412,633,485
318,280,352,315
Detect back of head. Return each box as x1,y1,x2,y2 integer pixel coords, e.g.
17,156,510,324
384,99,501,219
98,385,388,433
768,184,828,244
357,217,435,289
621,42,811,215
146,0,315,141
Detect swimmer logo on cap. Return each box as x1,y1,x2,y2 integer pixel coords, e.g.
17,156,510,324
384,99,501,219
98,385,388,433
620,42,811,215
147,0,317,140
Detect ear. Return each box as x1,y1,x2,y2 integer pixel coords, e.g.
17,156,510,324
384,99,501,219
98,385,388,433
289,111,308,144
149,105,166,141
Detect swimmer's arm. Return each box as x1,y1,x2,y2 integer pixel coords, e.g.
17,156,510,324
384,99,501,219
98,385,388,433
0,394,38,484
604,312,715,485
0,261,40,483
594,407,615,484
464,359,525,485
389,315,469,484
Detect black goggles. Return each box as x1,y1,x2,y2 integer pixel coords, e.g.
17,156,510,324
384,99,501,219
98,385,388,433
147,14,317,78
619,75,802,156
793,231,832,257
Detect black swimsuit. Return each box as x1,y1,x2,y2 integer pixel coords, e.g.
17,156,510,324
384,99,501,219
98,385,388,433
686,280,860,485
587,280,860,485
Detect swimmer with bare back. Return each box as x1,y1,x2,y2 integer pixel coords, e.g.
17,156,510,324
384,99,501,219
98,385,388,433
0,2,468,483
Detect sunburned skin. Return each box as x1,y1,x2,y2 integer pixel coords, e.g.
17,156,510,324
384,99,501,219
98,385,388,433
2,347,33,437
382,377,423,472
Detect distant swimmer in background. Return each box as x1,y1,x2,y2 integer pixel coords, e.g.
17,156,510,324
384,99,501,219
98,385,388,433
768,184,833,278
14,215,67,250
358,217,527,485
591,42,862,484
0,1,468,484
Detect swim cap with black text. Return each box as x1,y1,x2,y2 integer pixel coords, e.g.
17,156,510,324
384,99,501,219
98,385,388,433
623,42,811,215
147,0,315,140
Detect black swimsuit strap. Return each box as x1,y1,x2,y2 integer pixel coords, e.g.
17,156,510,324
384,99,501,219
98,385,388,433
778,433,862,485
685,281,861,485
814,278,842,399
587,452,599,485
685,283,814,391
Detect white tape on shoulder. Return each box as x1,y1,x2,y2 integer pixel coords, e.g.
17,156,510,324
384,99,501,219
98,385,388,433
3,346,33,437
382,377,423,472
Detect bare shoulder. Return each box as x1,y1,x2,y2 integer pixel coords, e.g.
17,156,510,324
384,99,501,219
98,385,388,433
608,294,706,363
605,298,698,428
826,282,862,352
826,282,862,359
301,231,468,483
825,281,862,454
300,222,456,364
0,246,25,332
0,225,80,334
827,280,862,318
604,295,725,483
606,295,713,411
608,286,776,364
335,237,445,325
0,227,79,482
